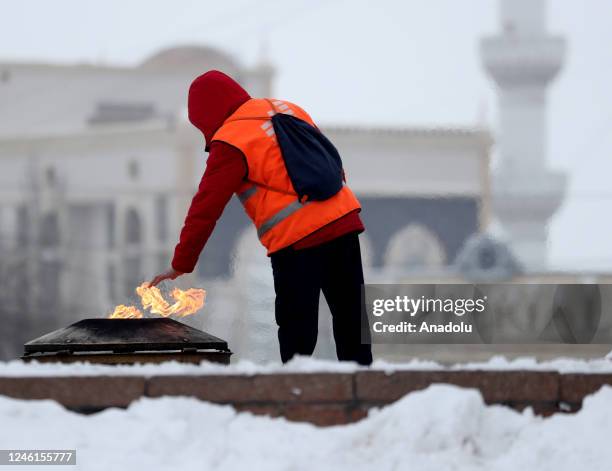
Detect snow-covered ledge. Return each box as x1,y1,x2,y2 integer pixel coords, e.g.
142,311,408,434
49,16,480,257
2,356,612,425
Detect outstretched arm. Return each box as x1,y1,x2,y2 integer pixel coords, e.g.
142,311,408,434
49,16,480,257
149,142,246,286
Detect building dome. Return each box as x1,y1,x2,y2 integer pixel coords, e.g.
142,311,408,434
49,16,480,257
454,232,522,281
140,45,240,75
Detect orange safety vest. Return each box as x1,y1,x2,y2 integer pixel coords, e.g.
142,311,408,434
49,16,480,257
211,98,361,254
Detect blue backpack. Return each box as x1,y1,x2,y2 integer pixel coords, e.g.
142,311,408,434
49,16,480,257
270,107,344,202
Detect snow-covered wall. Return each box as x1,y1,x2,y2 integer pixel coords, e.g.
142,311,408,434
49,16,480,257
3,356,612,426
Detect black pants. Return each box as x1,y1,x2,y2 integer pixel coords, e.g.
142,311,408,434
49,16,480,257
270,232,373,366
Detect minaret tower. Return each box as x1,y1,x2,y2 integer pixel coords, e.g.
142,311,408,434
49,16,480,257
481,0,567,270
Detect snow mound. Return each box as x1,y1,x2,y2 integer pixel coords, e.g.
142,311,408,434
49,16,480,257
1,384,612,470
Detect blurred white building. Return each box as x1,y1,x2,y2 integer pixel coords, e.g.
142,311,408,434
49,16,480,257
0,47,273,321
0,45,490,325
0,44,495,365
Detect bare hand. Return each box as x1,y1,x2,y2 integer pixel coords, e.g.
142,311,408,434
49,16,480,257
149,268,184,287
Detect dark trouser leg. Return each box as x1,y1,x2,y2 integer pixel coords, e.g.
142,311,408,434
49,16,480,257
321,233,373,366
270,248,321,363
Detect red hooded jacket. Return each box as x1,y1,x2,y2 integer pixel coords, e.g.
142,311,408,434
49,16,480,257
171,71,364,273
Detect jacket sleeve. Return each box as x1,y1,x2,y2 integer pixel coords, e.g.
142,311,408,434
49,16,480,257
171,142,247,273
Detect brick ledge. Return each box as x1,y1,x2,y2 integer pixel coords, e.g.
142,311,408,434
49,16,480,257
1,370,611,426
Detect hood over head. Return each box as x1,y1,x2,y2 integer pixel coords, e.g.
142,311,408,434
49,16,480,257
187,70,251,151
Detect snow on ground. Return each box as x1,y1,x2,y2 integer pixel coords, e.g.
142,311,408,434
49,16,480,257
1,354,612,377
1,383,611,471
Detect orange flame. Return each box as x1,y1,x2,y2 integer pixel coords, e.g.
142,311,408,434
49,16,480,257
108,283,206,319
109,304,143,319
137,284,206,317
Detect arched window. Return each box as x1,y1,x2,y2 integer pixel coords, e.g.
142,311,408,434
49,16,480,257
45,167,57,186
155,195,168,242
384,224,446,271
124,208,143,296
38,212,61,313
16,206,29,247
125,208,142,245
40,212,60,248
128,159,140,180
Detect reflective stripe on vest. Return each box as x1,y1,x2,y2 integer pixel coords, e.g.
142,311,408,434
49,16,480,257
238,184,307,239
237,185,257,204
257,199,307,238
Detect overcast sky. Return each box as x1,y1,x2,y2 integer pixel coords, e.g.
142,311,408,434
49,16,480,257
1,0,610,270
